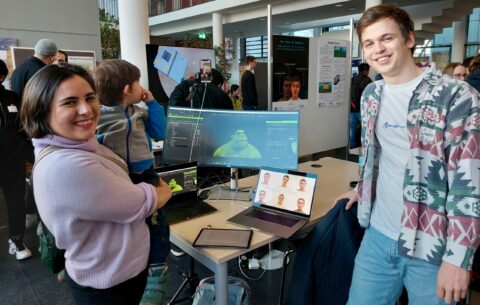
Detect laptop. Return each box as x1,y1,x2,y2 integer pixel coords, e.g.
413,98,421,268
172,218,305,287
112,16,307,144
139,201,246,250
228,167,317,238
155,162,217,224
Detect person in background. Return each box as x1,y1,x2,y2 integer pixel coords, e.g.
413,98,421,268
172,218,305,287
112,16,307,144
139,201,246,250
443,62,467,81
11,38,58,228
289,76,302,101
466,54,480,93
11,38,58,99
336,4,479,305
350,63,372,148
241,55,258,110
54,50,69,64
0,59,31,260
93,59,170,305
20,64,172,305
169,68,233,110
228,84,242,110
276,77,292,101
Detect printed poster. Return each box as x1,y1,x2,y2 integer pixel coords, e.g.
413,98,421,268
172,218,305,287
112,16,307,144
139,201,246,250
272,35,309,111
317,40,348,108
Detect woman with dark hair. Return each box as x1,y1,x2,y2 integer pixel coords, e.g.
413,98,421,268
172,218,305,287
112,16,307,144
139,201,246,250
20,64,172,305
0,59,31,260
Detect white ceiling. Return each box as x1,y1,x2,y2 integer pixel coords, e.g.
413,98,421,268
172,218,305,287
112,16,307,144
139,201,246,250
150,0,451,39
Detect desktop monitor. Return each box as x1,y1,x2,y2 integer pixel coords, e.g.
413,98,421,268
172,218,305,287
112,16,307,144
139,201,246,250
162,107,299,170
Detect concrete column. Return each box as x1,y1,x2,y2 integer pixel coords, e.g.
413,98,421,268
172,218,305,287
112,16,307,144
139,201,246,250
118,0,150,88
212,12,223,48
451,16,467,63
365,0,381,9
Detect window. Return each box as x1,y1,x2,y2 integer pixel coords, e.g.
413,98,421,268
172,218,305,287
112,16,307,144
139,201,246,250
243,36,268,59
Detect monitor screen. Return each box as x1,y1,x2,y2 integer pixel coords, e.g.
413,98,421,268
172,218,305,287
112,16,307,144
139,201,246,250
162,107,299,170
155,163,198,196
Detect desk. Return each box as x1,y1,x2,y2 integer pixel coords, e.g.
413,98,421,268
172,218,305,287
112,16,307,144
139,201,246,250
169,157,359,305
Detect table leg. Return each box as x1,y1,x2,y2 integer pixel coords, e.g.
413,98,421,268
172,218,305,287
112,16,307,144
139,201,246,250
215,262,228,305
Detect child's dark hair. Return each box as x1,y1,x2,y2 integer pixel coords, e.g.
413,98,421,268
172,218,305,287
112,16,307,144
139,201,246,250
93,59,141,105
20,64,95,138
230,84,239,94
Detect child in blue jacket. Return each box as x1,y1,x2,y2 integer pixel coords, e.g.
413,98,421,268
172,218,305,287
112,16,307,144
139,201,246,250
94,59,168,305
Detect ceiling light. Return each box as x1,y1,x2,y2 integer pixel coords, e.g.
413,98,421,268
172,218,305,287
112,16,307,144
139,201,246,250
334,3,344,7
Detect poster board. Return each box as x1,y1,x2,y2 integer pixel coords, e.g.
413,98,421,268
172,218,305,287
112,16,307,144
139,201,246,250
296,37,350,156
11,47,96,72
317,40,349,108
272,35,309,110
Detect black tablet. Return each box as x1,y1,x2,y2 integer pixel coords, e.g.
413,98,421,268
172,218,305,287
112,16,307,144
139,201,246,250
193,228,253,249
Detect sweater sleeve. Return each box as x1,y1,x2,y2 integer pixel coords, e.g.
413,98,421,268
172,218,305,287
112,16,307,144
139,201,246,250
144,99,166,141
443,84,480,270
34,151,157,225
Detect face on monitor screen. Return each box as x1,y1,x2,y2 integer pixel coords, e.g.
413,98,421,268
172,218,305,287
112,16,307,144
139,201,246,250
162,107,299,170
253,169,316,216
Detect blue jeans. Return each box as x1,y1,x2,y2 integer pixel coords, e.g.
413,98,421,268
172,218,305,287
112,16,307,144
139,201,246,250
347,227,454,305
349,112,361,148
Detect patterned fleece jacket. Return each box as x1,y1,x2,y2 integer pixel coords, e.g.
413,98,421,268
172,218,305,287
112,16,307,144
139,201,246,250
356,64,480,270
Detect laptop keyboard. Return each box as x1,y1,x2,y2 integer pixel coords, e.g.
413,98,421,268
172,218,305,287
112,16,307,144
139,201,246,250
163,199,217,224
247,209,299,227
164,199,197,214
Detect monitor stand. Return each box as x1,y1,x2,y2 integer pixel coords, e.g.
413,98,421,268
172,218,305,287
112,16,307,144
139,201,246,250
207,168,252,201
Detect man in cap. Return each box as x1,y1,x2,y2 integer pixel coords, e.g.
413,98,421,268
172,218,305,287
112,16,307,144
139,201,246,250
11,38,58,99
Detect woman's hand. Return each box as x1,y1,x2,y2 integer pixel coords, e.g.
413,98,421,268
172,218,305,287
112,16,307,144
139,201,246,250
332,190,359,210
155,179,172,209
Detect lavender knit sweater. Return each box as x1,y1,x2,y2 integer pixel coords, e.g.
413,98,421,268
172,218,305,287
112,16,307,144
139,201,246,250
32,135,157,289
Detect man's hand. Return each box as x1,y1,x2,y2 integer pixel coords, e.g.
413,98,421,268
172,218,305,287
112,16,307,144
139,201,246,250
332,190,359,210
436,261,470,304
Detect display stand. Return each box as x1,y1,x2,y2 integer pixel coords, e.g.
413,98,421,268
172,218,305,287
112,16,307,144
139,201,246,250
208,168,252,201
259,243,285,271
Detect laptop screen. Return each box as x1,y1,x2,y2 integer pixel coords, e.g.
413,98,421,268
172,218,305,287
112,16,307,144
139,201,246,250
155,162,198,196
253,167,317,217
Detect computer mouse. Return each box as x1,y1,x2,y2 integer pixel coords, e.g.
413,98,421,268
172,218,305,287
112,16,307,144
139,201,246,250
198,189,210,200
311,164,322,168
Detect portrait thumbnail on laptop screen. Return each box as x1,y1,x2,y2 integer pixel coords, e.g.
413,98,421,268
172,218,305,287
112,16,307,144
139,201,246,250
254,168,316,216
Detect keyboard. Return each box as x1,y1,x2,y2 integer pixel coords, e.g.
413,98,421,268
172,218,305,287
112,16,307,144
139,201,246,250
164,199,217,224
164,199,197,214
246,209,299,227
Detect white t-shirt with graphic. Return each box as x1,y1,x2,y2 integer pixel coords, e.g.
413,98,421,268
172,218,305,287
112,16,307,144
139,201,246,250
370,69,427,240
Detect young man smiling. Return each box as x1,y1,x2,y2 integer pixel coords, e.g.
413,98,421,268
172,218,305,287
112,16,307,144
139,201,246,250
336,4,480,305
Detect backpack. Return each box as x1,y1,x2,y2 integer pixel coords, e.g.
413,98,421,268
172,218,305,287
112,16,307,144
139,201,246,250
192,276,251,305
